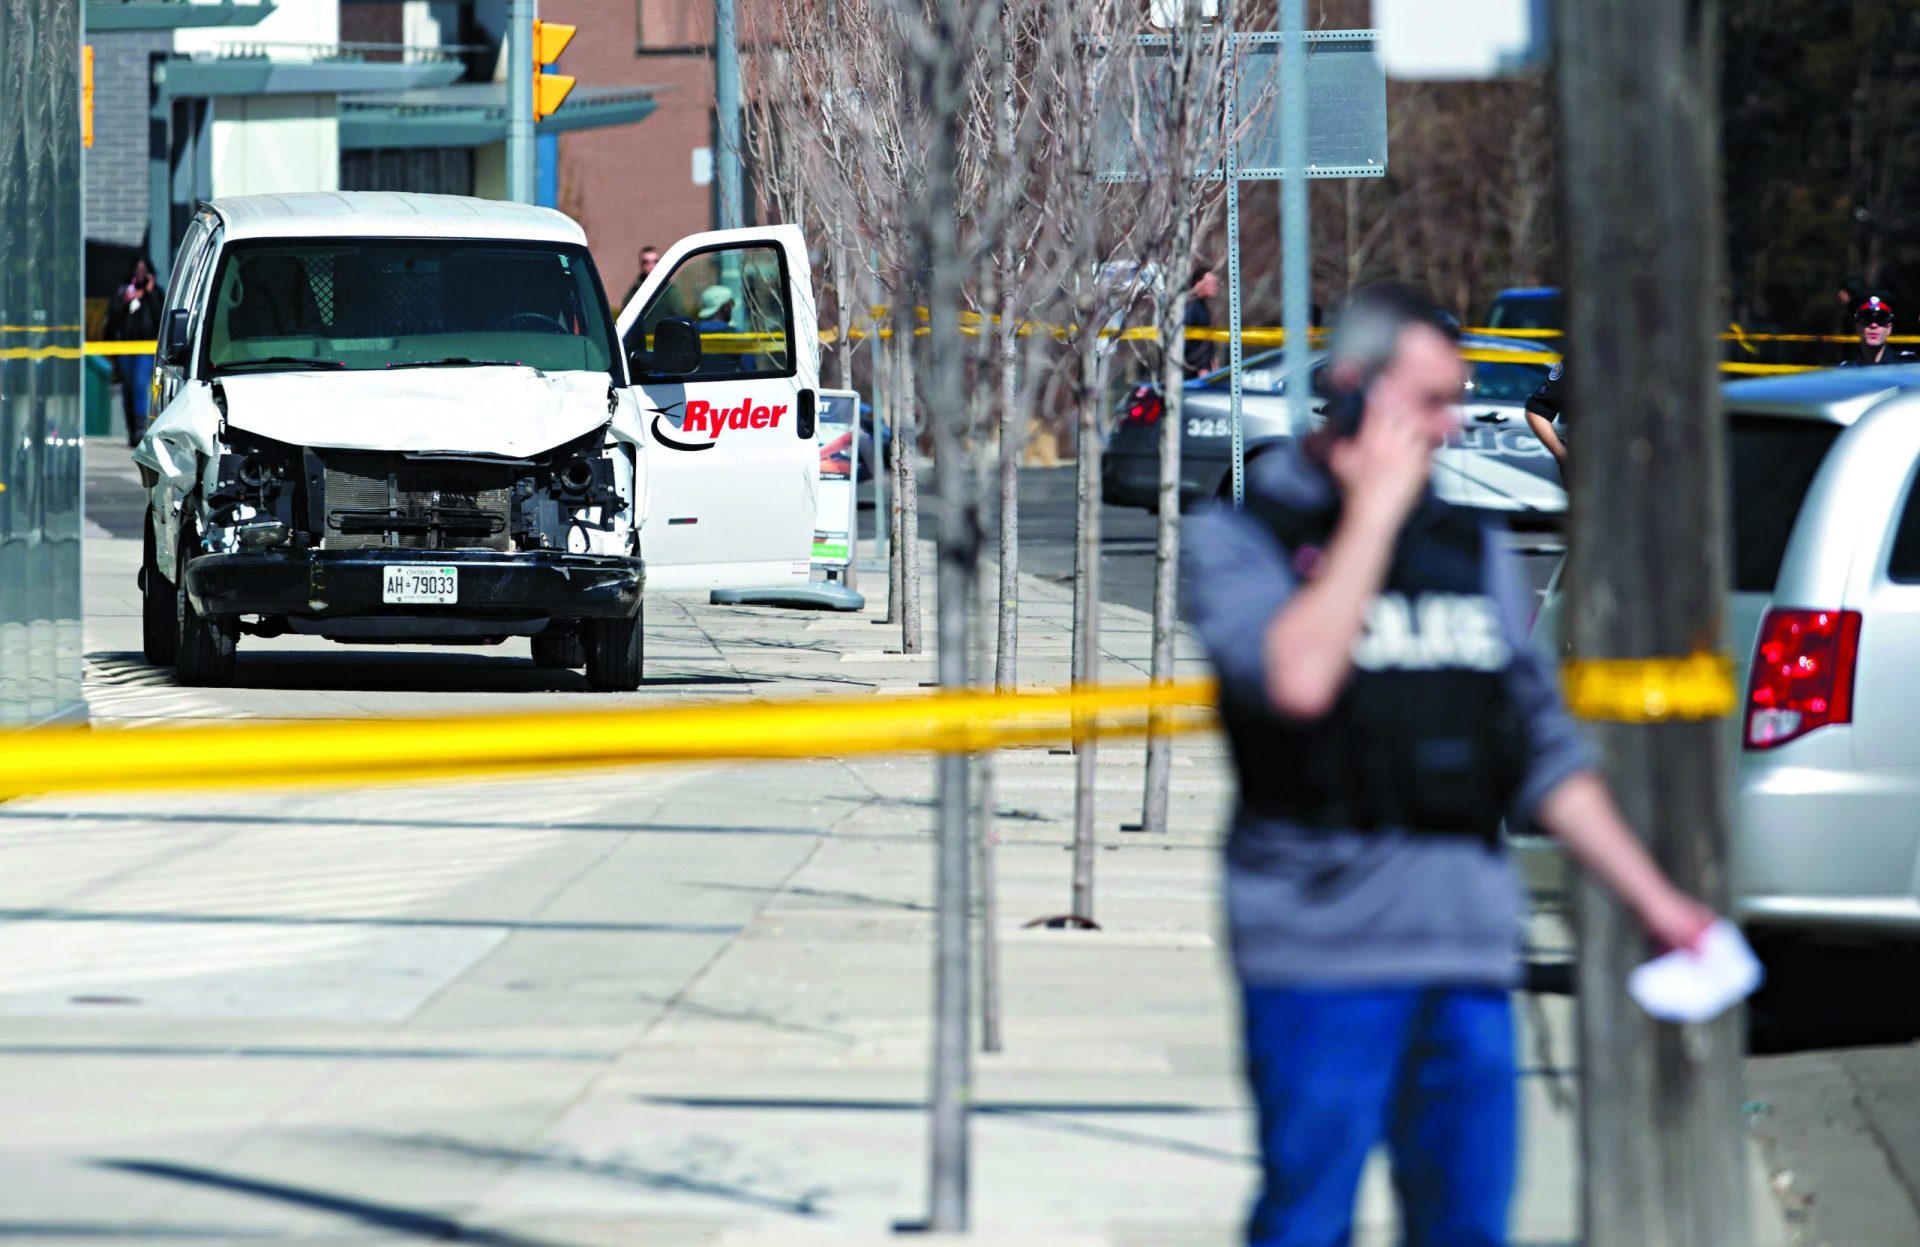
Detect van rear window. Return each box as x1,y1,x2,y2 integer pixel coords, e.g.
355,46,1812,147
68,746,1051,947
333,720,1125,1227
1730,416,1841,592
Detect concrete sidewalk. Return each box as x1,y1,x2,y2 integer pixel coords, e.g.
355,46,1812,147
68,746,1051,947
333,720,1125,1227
0,533,1788,1244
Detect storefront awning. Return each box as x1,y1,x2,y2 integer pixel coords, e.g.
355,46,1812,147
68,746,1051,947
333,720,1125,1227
86,0,277,31
339,83,662,150
154,49,463,105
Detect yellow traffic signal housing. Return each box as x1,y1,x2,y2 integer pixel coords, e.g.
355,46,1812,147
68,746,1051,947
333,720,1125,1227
531,20,576,121
82,46,94,149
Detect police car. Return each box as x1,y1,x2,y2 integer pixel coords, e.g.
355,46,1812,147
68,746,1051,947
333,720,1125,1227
1101,334,1566,523
136,193,819,690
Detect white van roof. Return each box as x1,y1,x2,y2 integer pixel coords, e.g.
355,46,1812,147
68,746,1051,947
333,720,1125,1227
205,193,588,247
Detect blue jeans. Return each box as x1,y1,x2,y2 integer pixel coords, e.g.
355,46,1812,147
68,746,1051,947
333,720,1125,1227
115,355,154,445
1241,984,1516,1247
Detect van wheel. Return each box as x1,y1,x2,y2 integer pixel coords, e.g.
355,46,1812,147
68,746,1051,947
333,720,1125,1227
584,610,643,692
531,627,587,669
175,519,237,687
142,515,178,666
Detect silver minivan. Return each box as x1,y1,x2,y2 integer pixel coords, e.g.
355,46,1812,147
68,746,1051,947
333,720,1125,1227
1534,367,1920,943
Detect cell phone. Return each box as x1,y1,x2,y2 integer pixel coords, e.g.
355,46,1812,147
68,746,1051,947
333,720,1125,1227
1329,384,1368,438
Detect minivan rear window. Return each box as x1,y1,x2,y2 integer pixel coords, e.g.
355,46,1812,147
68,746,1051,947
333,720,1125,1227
1730,416,1842,592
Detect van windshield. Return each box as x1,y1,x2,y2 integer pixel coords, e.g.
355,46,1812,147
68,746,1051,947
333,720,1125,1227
1730,416,1842,592
200,238,618,377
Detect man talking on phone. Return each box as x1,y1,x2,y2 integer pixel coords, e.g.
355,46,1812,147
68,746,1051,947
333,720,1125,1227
1182,284,1718,1247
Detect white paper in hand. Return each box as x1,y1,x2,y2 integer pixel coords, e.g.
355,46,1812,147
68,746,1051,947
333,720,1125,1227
1627,920,1764,1023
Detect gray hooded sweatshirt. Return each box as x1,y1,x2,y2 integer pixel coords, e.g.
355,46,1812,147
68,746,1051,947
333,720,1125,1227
1182,443,1590,988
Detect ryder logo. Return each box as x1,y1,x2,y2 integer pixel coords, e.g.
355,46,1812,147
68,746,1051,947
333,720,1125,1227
651,398,790,452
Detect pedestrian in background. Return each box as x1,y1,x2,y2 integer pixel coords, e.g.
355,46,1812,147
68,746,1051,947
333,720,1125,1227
1184,264,1221,378
624,244,662,307
1837,290,1916,367
1183,283,1717,1247
103,257,163,447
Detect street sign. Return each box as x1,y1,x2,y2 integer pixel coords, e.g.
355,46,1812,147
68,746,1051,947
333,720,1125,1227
1373,0,1546,80
814,389,862,571
1094,31,1386,180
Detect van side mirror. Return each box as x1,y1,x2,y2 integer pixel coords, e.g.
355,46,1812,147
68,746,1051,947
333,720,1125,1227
162,308,193,367
630,318,702,378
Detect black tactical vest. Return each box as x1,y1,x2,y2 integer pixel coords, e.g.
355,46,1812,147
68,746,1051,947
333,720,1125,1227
1221,493,1531,842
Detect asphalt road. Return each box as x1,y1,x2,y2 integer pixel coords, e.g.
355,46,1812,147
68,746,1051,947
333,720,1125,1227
858,465,1164,613
878,462,1563,615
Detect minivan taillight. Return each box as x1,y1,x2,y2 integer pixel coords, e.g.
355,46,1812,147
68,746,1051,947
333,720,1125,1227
1744,607,1862,749
1123,385,1162,425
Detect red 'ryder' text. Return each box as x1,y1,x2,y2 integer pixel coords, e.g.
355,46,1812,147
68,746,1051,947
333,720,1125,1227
681,399,788,438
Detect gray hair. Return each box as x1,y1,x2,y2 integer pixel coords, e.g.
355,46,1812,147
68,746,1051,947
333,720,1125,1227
1328,283,1459,382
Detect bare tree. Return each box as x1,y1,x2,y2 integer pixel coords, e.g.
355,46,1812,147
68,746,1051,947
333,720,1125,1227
744,0,935,651
1135,5,1239,835
1000,0,1154,925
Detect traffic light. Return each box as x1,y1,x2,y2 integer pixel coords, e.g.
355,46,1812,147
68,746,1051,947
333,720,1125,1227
531,20,576,122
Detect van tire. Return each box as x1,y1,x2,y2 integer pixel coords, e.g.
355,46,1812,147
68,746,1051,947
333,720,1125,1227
175,519,237,688
585,611,643,692
531,628,587,669
142,515,178,666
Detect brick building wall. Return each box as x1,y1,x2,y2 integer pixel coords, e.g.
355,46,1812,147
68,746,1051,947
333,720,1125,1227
542,0,717,302
85,30,169,255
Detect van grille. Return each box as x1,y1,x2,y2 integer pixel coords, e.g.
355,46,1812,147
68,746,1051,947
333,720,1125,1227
319,453,512,551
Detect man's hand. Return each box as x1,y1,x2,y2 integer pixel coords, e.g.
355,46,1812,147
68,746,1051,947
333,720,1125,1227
1636,887,1717,954
1327,383,1436,529
1536,772,1721,953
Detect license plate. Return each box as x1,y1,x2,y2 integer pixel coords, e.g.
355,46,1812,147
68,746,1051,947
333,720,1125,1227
382,566,458,604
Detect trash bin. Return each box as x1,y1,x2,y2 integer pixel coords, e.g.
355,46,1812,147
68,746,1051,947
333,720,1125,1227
84,353,114,437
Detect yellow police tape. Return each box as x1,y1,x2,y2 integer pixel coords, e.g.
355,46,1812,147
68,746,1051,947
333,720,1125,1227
1561,653,1738,723
69,334,1824,375
0,680,1222,802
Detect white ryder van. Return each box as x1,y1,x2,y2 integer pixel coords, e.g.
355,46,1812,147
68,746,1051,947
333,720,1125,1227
135,193,819,691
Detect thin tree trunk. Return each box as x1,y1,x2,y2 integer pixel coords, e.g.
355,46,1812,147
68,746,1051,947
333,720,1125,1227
1141,275,1192,835
995,325,1023,689
977,555,1002,1054
919,2,975,1225
1070,337,1107,923
832,244,855,391
897,320,923,654
992,35,1022,693
886,316,906,625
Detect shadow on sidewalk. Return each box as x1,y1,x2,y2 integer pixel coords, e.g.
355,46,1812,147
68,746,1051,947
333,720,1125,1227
344,1133,833,1217
100,1159,571,1245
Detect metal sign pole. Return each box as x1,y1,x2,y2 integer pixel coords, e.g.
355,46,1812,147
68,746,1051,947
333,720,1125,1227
1280,0,1310,441
1227,38,1245,508
715,0,743,230
506,0,535,203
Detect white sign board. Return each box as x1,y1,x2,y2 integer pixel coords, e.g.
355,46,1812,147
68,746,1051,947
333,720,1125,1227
813,389,861,569
1373,0,1545,80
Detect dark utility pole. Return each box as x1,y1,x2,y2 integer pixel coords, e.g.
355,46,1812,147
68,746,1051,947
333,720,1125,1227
1555,3,1748,1245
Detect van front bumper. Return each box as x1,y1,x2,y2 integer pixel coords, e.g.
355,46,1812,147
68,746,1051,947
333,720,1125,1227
183,548,645,621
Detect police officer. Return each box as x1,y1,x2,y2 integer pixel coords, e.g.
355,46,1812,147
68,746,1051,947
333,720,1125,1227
1183,284,1717,1247
1838,290,1916,367
1523,359,1568,473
